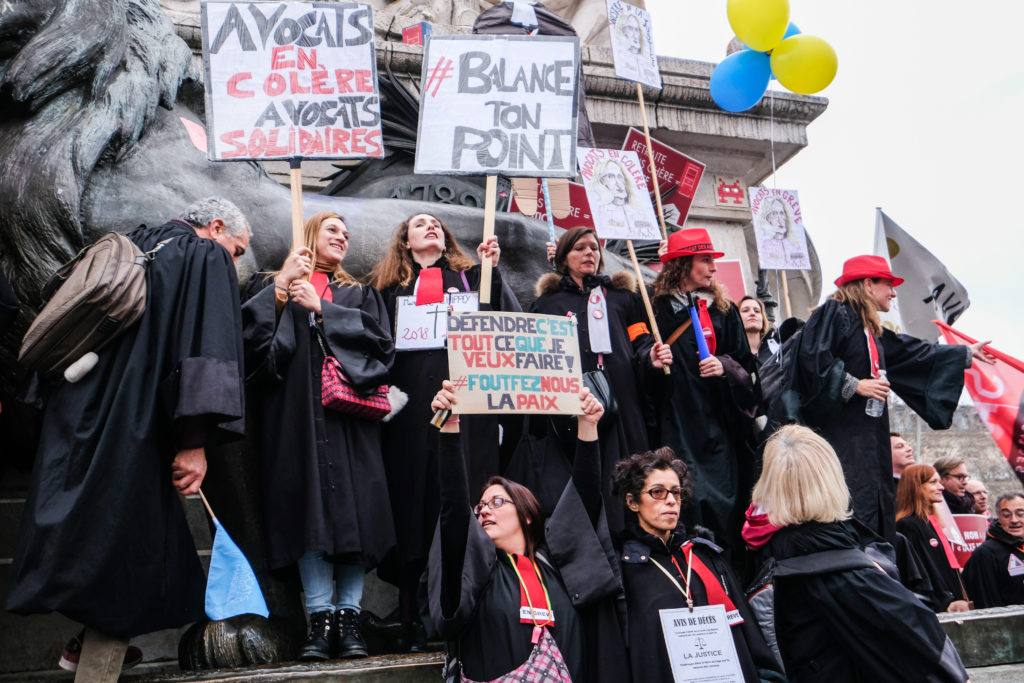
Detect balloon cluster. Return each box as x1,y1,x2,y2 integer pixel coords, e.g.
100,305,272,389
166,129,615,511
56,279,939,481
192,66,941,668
710,0,837,112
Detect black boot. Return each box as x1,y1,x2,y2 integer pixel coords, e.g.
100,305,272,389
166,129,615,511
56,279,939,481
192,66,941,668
407,619,428,653
299,610,334,661
335,609,368,659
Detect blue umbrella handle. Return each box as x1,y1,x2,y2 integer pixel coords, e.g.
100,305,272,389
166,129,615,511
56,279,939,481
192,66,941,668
689,306,712,360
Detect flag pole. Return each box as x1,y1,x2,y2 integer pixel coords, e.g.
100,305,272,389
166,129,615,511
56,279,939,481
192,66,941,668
636,82,669,242
780,270,792,319
197,488,216,522
626,240,670,376
480,174,497,305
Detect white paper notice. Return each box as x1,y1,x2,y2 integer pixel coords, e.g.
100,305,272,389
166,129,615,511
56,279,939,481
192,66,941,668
659,605,744,683
394,292,479,350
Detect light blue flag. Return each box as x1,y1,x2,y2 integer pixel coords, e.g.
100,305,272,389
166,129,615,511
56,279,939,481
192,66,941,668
205,517,270,620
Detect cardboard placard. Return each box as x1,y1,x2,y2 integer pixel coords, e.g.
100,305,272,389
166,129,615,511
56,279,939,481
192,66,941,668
952,514,991,567
606,0,661,90
622,128,706,228
415,35,580,177
446,312,583,414
509,180,595,230
578,147,660,240
395,292,479,351
750,187,811,270
200,1,383,161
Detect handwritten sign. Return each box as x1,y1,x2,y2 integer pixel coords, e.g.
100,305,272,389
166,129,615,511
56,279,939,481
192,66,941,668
415,35,580,177
622,129,706,228
200,2,383,161
395,292,479,351
607,0,661,89
446,312,583,414
750,187,811,270
578,147,660,240
659,605,744,683
509,180,595,230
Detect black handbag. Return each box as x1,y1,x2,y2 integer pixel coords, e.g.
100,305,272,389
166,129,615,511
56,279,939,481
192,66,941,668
582,366,617,418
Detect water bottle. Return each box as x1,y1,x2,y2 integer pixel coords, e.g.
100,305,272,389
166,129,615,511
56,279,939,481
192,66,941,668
864,369,887,418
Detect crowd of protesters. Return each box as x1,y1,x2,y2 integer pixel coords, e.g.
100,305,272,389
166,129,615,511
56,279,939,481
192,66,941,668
6,201,1020,683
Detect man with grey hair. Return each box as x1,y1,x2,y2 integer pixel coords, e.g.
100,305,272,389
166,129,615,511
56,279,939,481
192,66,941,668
933,456,975,514
964,492,1024,608
8,197,251,681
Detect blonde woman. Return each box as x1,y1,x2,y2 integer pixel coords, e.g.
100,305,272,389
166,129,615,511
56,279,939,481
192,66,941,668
747,425,968,682
792,255,991,542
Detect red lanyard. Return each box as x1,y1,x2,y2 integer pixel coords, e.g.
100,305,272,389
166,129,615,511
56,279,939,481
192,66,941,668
310,271,334,303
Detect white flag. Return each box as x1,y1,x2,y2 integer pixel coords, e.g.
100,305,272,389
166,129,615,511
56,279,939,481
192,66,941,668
873,209,969,341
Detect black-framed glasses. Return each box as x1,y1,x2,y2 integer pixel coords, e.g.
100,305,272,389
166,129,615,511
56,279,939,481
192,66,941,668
947,473,969,482
474,496,514,516
643,487,683,501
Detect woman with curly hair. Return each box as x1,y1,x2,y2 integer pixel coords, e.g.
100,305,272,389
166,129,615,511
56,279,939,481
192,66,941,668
650,228,758,559
611,448,781,682
368,213,520,647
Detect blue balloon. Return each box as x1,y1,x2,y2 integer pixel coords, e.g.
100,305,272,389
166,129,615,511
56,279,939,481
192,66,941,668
710,49,771,112
783,22,801,40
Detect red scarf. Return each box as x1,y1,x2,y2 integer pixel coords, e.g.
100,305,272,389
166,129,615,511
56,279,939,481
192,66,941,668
310,271,333,303
676,543,742,625
697,298,717,355
865,328,880,378
415,266,444,305
511,554,553,625
741,504,781,550
928,515,962,570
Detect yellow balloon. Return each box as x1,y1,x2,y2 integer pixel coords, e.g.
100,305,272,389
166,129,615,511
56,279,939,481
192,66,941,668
770,35,838,95
727,0,790,52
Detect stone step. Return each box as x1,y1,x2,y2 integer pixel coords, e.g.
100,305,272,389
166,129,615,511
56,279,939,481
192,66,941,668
0,653,444,682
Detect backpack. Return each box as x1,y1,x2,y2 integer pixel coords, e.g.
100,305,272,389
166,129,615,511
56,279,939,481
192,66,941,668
19,232,171,377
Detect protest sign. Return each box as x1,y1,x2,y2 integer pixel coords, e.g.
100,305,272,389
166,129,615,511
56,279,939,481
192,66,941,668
579,148,660,240
659,605,744,683
714,259,747,301
509,180,595,230
200,2,383,161
446,312,583,414
952,514,991,567
606,0,661,90
750,187,811,270
415,35,580,177
395,292,479,351
622,129,705,228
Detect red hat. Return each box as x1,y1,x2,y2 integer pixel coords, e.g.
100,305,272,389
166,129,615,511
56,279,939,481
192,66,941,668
834,255,904,288
660,228,724,262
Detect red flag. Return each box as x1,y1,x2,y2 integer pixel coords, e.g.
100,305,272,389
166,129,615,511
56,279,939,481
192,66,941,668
935,321,1024,485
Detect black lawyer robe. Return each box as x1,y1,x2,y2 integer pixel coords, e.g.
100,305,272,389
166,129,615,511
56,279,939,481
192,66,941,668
428,433,630,683
528,272,657,532
242,277,396,570
378,259,521,580
963,521,1024,608
619,530,782,682
895,515,964,612
765,521,968,682
7,221,245,638
653,292,759,556
795,299,967,541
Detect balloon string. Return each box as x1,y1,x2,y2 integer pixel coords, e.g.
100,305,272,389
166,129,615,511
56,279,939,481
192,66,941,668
770,85,777,189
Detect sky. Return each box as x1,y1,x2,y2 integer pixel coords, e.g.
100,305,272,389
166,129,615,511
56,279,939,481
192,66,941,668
645,0,1024,360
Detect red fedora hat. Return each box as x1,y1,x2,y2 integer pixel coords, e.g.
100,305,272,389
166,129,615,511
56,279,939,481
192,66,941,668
834,255,904,288
660,228,724,262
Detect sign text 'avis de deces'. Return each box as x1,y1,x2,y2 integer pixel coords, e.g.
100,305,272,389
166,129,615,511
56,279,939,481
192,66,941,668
201,2,383,161
447,312,583,414
415,35,580,177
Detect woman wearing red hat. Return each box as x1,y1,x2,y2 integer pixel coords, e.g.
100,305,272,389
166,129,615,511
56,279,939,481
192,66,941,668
650,228,759,560
788,255,991,542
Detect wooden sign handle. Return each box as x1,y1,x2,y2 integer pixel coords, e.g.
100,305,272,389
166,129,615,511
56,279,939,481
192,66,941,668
636,83,669,242
289,157,304,251
626,240,670,376
479,174,497,305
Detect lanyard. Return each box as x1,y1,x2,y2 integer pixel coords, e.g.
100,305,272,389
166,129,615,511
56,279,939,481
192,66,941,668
650,544,743,625
649,546,694,611
507,553,554,628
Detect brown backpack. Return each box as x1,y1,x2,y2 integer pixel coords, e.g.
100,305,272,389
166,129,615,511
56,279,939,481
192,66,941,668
19,232,172,377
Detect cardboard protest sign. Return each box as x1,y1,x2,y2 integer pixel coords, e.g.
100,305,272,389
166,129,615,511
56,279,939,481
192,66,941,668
606,0,661,90
415,35,580,177
578,148,660,240
395,291,479,351
952,514,991,567
622,128,705,228
750,187,811,270
446,312,583,414
200,2,383,161
509,180,595,230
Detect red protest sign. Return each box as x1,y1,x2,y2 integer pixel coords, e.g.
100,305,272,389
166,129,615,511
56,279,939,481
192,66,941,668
622,128,706,228
509,180,595,231
952,514,991,567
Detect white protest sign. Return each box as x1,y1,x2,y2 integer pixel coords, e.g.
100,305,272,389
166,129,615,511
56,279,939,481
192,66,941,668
659,605,744,683
446,312,583,414
395,292,479,351
578,147,660,240
415,35,580,177
200,2,383,161
750,187,811,270
607,0,662,89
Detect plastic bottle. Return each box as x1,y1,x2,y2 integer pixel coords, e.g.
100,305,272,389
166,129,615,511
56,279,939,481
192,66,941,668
865,369,888,418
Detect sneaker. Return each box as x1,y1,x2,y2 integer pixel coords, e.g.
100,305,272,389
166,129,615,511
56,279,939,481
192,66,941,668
335,609,368,659
58,630,143,672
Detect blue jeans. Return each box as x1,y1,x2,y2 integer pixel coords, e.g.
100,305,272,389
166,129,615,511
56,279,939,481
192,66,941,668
296,551,364,614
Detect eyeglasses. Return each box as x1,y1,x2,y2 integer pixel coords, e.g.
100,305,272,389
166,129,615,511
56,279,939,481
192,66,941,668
947,474,969,482
643,487,683,501
474,496,514,516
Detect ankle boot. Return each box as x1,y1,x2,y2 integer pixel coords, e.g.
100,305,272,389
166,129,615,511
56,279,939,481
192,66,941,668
299,610,334,661
335,608,368,659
